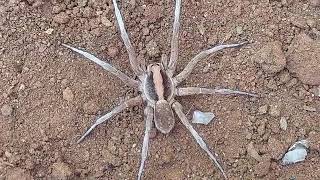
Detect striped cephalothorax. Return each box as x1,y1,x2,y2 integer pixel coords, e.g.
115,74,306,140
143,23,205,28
62,0,257,179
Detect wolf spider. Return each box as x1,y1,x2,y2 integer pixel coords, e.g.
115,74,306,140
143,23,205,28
62,0,257,179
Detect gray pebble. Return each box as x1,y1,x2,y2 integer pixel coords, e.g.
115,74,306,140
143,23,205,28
269,104,281,117
258,105,268,115
1,104,13,116
63,87,74,102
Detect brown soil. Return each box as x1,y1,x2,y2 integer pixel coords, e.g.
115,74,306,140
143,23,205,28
1,0,320,179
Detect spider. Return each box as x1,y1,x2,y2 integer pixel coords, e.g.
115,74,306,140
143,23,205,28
62,0,257,179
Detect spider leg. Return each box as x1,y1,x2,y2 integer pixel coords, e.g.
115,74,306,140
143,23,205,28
77,96,143,143
172,101,227,179
174,42,247,84
161,54,168,70
112,0,144,77
167,0,182,76
62,44,139,88
176,87,258,97
138,105,153,180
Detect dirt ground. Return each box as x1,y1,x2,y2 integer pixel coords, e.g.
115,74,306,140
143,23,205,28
1,0,320,179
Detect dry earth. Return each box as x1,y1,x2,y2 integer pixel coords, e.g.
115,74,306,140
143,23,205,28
0,0,320,179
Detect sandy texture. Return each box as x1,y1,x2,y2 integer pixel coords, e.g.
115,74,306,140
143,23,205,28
0,0,320,179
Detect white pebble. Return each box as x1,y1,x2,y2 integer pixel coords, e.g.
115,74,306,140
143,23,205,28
192,110,215,125
282,140,309,165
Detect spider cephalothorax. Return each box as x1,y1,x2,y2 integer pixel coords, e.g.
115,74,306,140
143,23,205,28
143,62,175,134
62,0,257,179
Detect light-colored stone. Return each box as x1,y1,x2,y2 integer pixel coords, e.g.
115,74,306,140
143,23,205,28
1,104,13,116
63,87,74,102
247,142,262,162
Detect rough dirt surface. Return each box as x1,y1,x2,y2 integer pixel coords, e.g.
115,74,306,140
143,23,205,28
1,0,320,179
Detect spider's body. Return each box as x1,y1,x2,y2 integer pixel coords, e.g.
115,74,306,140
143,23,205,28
62,0,257,179
144,62,176,134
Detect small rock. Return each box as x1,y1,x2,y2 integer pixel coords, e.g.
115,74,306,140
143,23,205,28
101,16,112,27
77,0,88,7
197,21,206,35
291,16,308,29
146,40,160,57
282,140,309,165
287,33,320,85
269,104,281,117
192,110,215,125
267,137,285,160
53,12,70,24
253,41,286,74
258,105,268,115
6,168,32,180
236,26,243,35
254,157,271,177
107,46,119,58
257,121,266,136
51,162,73,180
45,28,54,35
279,117,288,131
310,0,320,7
278,70,291,85
302,105,316,112
63,87,74,102
247,142,262,162
309,86,320,97
1,104,13,116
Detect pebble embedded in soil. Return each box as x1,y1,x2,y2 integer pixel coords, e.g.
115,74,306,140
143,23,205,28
287,33,320,85
269,104,281,117
101,16,112,27
50,162,73,179
258,105,268,115
63,87,74,102
253,41,286,74
302,105,316,112
53,12,70,24
247,142,262,162
279,117,288,131
1,104,13,116
257,121,266,136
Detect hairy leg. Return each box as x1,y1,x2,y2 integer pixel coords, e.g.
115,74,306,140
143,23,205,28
167,0,181,76
174,42,247,84
161,54,168,70
77,96,143,143
138,105,153,180
112,0,144,77
172,101,227,179
176,87,257,97
62,44,139,88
